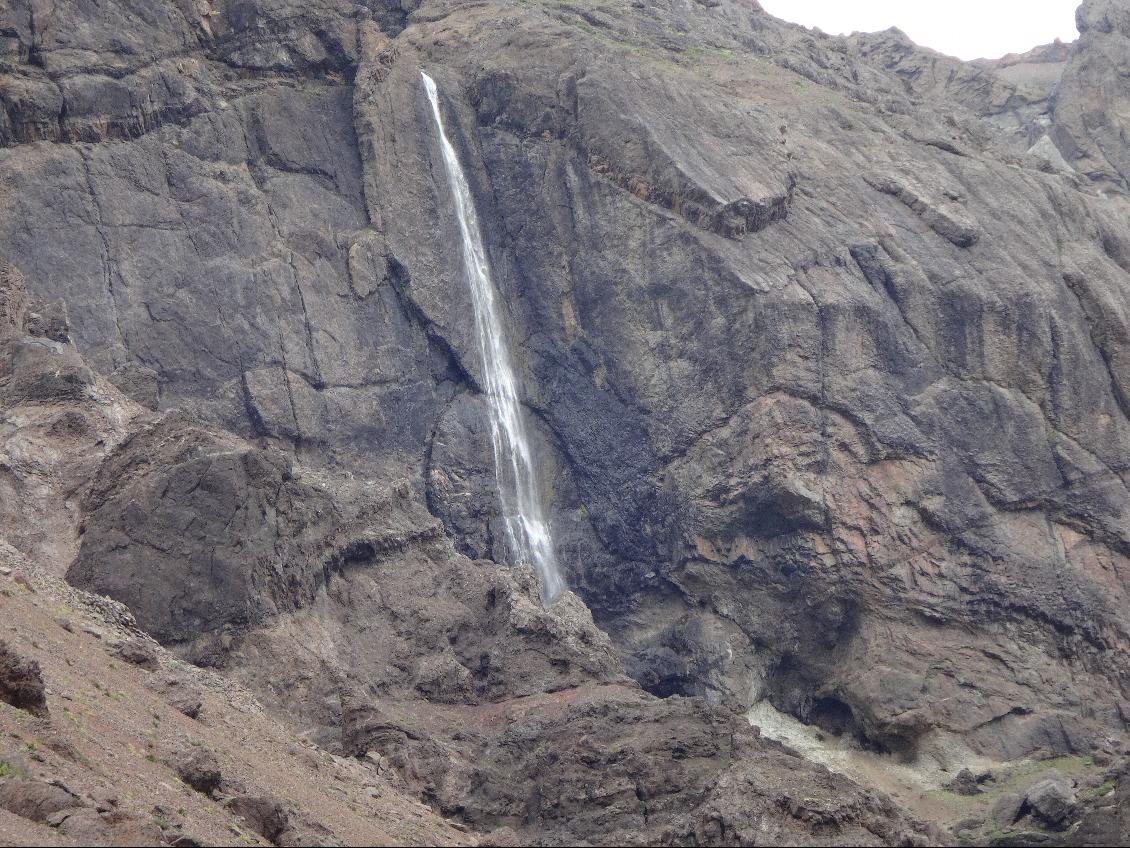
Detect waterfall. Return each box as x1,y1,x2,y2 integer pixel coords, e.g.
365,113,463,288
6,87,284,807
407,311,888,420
421,71,566,605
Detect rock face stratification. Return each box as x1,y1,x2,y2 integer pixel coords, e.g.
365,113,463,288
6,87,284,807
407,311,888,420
2,0,1130,845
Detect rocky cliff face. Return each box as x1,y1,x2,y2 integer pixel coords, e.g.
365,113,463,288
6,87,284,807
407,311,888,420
2,0,1130,845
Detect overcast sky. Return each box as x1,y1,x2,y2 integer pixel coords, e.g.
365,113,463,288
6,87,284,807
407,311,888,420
758,0,1080,61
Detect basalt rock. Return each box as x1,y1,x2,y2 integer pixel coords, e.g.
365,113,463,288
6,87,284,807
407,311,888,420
0,780,80,821
1025,772,1077,828
1,0,1130,845
147,674,204,720
226,795,291,844
0,640,48,717
171,746,223,796
111,638,160,672
1052,0,1130,188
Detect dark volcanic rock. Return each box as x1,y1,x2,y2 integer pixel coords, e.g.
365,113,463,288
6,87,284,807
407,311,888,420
53,807,112,842
2,0,1130,844
453,688,927,846
1053,0,1130,188
341,694,410,760
147,674,204,720
0,780,80,821
171,746,223,796
991,792,1026,829
227,795,290,844
67,415,367,646
1025,771,1076,828
338,1,1130,774
945,768,984,797
0,640,48,717
339,683,933,846
111,637,160,672
1068,762,1130,846
226,793,334,847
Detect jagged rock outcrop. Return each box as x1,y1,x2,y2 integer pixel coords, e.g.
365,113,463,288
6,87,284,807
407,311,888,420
2,0,1130,844
68,415,395,646
364,684,934,846
348,0,1130,770
1053,0,1130,188
61,353,936,844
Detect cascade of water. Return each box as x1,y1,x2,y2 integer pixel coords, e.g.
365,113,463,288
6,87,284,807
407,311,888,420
421,71,566,605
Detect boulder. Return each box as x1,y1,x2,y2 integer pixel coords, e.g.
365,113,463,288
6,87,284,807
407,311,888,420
944,768,983,796
172,746,222,796
990,791,1025,829
0,640,48,716
227,794,290,844
1026,772,1076,827
67,418,349,649
147,674,204,719
54,807,112,842
112,637,160,671
0,780,81,821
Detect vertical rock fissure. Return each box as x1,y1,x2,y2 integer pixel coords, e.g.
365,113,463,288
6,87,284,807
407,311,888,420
420,70,566,605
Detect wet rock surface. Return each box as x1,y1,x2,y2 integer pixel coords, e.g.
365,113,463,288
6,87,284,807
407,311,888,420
1,0,1129,845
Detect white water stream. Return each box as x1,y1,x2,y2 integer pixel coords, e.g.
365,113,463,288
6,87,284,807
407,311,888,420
421,71,566,604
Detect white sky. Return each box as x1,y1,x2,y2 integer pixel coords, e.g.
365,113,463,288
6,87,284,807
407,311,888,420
758,0,1080,61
